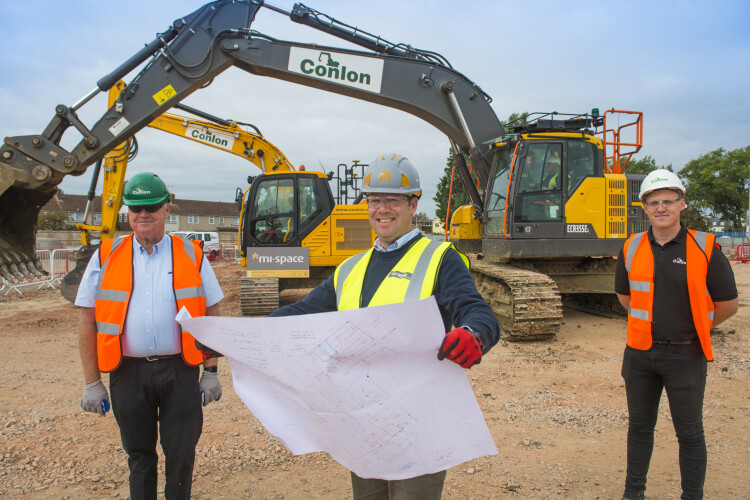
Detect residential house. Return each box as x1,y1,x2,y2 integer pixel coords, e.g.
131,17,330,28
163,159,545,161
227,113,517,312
412,213,432,233
40,190,240,245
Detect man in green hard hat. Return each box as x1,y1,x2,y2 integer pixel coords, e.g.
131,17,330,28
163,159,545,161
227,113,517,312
75,172,225,499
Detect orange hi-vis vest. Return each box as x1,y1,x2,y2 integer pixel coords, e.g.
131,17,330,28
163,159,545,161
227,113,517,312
94,234,207,372
623,229,716,360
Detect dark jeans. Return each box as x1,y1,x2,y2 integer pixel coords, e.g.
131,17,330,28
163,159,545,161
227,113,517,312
621,342,708,500
350,470,447,500
110,357,203,500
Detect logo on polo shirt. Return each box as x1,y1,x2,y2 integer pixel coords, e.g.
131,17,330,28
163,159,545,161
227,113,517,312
673,257,687,265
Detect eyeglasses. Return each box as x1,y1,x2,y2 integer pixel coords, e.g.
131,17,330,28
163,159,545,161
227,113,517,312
366,196,410,209
644,198,681,210
129,203,164,213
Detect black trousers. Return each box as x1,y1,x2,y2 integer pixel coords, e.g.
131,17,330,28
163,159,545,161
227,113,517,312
110,357,203,500
621,342,708,500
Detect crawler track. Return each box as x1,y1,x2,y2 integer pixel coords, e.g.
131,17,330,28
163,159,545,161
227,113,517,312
471,261,563,341
240,276,279,315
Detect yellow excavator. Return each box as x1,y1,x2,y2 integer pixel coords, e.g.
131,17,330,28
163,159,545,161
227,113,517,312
60,80,374,311
1,1,646,338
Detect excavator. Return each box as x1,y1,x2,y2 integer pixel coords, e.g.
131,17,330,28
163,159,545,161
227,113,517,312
59,80,374,313
0,0,646,339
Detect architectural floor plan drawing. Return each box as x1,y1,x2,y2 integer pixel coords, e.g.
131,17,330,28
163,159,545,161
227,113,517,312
178,297,497,480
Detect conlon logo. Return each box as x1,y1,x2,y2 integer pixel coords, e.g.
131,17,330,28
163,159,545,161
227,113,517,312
651,176,669,183
288,47,384,93
185,125,235,151
132,188,151,195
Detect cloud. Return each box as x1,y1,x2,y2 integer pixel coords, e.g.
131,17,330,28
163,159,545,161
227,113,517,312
1,0,749,222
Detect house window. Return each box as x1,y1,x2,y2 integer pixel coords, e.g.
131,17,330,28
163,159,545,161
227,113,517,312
188,215,199,224
233,217,240,225
119,213,128,222
209,216,215,225
69,212,83,223
94,213,102,224
219,217,225,224
167,214,177,223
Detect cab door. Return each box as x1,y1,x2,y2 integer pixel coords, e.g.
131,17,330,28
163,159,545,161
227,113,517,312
243,173,333,247
511,141,565,239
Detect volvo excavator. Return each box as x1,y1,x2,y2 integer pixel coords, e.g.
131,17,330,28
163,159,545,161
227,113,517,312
59,80,374,312
1,0,646,339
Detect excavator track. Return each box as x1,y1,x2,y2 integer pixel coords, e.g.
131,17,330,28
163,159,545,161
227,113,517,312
240,277,280,316
471,261,563,341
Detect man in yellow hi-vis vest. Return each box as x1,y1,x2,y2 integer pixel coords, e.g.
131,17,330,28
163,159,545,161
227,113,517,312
616,169,737,500
270,153,500,500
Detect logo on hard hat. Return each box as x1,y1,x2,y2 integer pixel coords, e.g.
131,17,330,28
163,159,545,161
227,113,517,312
132,187,151,195
652,176,669,183
379,170,391,183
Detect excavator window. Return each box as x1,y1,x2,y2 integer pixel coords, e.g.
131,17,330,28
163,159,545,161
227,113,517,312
514,143,563,222
485,145,513,234
567,141,597,194
250,178,297,244
298,177,320,225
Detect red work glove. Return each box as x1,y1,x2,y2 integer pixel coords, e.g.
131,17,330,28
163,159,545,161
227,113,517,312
195,339,223,359
437,327,483,368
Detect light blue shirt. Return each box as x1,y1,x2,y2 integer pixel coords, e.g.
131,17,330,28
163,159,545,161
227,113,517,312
75,234,224,357
373,228,421,253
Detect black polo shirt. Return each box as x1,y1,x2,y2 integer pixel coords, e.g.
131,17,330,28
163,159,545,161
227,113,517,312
615,224,738,341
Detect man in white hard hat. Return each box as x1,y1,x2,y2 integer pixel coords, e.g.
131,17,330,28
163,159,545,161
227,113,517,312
615,169,738,500
270,153,500,499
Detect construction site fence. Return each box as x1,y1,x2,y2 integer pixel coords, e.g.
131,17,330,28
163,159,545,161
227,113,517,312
1,249,74,296
208,245,242,263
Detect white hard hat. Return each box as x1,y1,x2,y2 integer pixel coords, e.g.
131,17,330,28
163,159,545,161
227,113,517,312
639,169,685,201
361,153,422,198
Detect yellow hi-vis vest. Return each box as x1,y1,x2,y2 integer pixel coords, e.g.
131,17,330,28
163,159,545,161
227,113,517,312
333,238,469,311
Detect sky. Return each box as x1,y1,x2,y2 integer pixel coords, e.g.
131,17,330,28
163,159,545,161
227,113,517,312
1,0,749,219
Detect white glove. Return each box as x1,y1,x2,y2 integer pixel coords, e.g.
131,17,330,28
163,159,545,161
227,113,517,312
199,370,222,406
81,380,110,416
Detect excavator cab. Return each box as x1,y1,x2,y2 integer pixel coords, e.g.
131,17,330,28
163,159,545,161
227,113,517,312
241,172,332,250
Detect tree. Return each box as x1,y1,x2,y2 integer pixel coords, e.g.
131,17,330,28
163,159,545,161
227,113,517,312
502,112,529,129
37,210,74,230
681,146,750,231
433,148,471,224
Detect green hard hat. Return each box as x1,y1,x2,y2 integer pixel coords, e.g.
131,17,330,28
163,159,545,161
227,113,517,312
122,172,171,206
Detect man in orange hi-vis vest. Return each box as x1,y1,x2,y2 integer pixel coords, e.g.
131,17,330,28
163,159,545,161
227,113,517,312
75,172,224,499
615,169,738,500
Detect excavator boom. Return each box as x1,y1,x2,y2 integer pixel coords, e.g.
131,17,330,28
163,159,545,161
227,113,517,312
1,1,639,340
1,0,504,283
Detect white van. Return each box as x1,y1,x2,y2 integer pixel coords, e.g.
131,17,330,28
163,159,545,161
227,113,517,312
170,231,222,260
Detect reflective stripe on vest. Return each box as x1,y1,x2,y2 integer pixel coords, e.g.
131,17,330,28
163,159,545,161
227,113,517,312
334,239,469,311
623,230,716,360
94,235,206,372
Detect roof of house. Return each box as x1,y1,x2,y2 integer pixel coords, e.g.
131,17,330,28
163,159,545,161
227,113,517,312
42,190,238,216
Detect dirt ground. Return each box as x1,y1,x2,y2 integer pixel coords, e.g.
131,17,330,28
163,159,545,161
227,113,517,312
0,262,748,499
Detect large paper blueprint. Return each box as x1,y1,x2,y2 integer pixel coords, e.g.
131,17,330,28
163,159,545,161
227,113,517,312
177,297,497,480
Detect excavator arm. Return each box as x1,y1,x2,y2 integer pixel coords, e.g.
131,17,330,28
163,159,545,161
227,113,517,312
0,0,504,280
148,105,295,174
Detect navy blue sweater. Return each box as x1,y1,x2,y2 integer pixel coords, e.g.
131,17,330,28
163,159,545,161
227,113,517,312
270,235,500,351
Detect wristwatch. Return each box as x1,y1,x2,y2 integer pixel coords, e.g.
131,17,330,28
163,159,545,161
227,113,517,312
204,365,218,373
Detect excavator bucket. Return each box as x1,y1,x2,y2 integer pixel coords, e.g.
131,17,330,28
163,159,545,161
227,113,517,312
0,179,57,284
